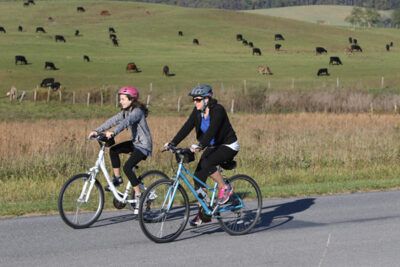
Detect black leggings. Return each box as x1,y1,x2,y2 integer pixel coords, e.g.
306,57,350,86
109,141,147,187
194,145,238,188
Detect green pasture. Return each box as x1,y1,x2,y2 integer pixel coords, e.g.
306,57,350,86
0,0,400,99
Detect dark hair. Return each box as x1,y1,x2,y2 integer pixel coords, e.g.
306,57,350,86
207,97,218,109
122,99,149,117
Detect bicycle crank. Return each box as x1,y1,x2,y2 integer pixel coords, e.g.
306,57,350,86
113,197,127,209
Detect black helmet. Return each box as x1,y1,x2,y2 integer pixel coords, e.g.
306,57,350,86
188,85,213,97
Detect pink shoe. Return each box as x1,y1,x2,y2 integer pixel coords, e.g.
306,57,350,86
217,184,233,204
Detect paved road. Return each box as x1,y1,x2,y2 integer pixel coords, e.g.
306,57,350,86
1,190,400,267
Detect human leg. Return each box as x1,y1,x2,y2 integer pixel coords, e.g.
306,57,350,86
106,141,134,190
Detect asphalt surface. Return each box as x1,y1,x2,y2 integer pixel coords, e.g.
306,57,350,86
1,190,400,267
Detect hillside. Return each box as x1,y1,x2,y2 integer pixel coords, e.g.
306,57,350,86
0,0,400,99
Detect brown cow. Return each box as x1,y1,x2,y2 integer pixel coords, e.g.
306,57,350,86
126,62,139,72
101,10,111,16
258,66,273,75
345,47,353,55
163,65,169,76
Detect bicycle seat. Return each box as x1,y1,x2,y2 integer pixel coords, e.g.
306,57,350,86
220,160,236,170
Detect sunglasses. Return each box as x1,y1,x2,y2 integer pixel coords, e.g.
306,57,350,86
193,98,203,103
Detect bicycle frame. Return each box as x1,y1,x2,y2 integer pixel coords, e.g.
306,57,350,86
165,157,244,216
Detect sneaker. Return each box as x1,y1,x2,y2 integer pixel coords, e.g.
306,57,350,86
133,194,141,215
217,184,233,205
104,176,123,192
189,214,204,227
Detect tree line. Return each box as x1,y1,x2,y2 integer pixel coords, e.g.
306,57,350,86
123,0,400,10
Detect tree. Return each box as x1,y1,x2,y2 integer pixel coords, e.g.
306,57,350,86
364,8,381,27
345,7,364,26
392,8,400,26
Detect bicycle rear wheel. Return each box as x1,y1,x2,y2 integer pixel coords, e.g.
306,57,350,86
126,170,169,211
58,173,104,229
138,179,189,243
217,175,262,235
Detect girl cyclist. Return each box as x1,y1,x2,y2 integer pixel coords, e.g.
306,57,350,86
88,86,152,215
165,84,239,226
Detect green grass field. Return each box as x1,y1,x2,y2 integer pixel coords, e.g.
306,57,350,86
244,5,393,27
0,0,400,99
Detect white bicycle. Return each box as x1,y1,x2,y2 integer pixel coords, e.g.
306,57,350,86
58,134,168,229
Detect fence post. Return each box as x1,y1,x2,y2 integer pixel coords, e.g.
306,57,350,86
370,103,373,113
87,92,90,106
394,104,397,113
116,93,119,107
47,87,50,102
230,99,234,114
243,80,247,95
59,90,62,102
267,80,271,89
19,91,26,102
34,90,37,102
177,96,181,112
73,91,76,104
146,95,151,108
292,78,295,89
381,76,384,89
150,83,152,93
100,91,103,107
336,77,339,88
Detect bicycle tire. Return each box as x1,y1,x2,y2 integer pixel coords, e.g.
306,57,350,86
126,170,169,211
138,179,190,243
217,174,262,235
58,173,104,229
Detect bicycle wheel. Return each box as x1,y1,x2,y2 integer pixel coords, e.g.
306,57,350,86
126,170,169,211
58,173,104,229
138,179,190,243
217,174,262,235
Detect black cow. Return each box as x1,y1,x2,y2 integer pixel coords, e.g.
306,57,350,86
317,68,329,76
83,55,90,62
248,42,254,48
316,47,328,55
386,44,390,51
55,35,66,42
36,27,46,33
193,38,199,45
109,27,116,33
112,38,119,47
236,34,243,41
40,78,55,87
109,34,117,40
242,39,248,46
0,27,6,33
163,65,169,76
44,61,57,70
351,44,362,52
15,55,28,65
77,7,85,12
51,82,61,91
329,56,342,65
75,30,80,36
178,31,183,36
18,26,23,32
252,48,262,56
28,0,35,4
353,38,358,44
275,34,284,40
390,41,393,47
348,37,352,44
275,44,281,51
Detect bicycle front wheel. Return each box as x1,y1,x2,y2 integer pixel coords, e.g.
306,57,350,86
58,173,104,229
217,175,262,235
138,179,189,243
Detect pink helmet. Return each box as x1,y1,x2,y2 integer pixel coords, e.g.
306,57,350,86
118,86,139,99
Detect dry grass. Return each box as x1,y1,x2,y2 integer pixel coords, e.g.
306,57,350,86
1,113,400,215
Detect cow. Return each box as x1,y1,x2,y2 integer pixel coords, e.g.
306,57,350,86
83,55,90,62
101,10,111,16
386,44,390,51
178,31,183,36
390,41,393,47
163,65,169,76
317,68,329,76
249,42,254,48
51,82,61,91
75,30,80,36
353,38,357,44
242,39,248,46
40,78,55,87
252,48,262,56
36,27,46,33
23,2,29,7
48,17,54,21
112,38,119,47
109,33,117,40
236,34,243,41
77,7,85,12
15,55,28,65
28,0,35,4
44,61,57,70
348,37,352,44
316,47,328,55
275,34,284,40
0,27,6,33
126,62,139,72
329,56,342,65
55,35,66,42
109,27,116,33
193,38,199,45
351,44,362,52
275,44,281,51
18,26,23,32
258,66,273,75
345,47,354,55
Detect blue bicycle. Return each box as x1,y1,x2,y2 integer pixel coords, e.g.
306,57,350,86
138,146,262,243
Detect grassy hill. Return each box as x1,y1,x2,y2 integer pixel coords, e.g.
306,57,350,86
244,5,393,26
0,0,400,100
